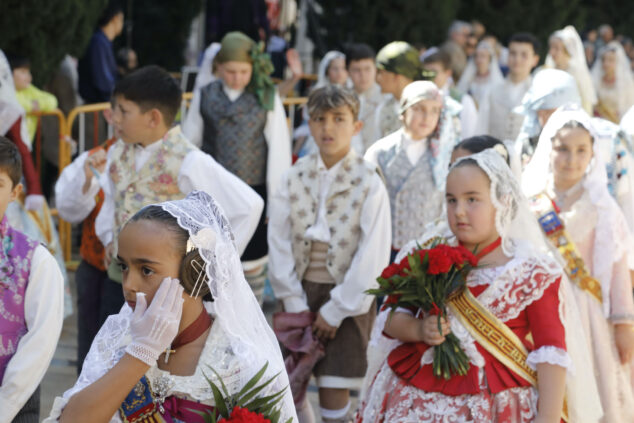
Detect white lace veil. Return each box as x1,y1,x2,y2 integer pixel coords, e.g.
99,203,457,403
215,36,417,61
0,49,29,143
546,26,598,113
158,191,297,420
315,50,348,88
522,104,633,316
514,69,582,143
592,41,634,119
181,43,221,147
456,41,503,96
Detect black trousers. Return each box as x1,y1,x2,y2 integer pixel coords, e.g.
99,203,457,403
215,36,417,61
76,260,124,373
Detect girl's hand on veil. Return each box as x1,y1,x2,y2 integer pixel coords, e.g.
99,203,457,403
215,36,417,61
125,278,184,366
614,324,634,364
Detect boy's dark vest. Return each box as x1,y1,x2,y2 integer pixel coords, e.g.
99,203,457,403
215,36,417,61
200,80,268,186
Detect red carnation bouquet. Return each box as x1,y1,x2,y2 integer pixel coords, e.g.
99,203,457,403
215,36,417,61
368,237,478,380
196,362,291,423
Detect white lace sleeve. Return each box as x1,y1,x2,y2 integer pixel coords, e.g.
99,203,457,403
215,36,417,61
43,307,131,422
526,346,572,371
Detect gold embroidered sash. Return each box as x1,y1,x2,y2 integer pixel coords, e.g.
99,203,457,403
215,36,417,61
448,289,569,421
528,193,602,304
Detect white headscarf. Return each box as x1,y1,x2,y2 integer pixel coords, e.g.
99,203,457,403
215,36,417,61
182,42,221,147
546,26,598,114
0,50,29,144
522,104,633,317
315,50,349,88
456,41,503,103
515,69,582,144
592,41,634,119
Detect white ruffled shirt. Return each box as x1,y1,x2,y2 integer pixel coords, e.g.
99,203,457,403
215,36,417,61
56,134,264,256
182,84,292,203
0,245,64,422
268,154,392,327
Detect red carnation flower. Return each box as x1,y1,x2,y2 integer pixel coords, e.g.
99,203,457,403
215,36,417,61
381,263,401,279
224,406,271,423
426,248,453,275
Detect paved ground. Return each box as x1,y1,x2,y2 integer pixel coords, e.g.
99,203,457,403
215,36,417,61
38,272,358,421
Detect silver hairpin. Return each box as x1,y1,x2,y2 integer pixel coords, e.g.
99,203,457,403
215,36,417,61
189,258,207,299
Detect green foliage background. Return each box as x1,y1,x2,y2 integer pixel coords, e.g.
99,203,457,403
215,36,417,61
1,0,633,86
0,0,109,86
0,0,203,87
313,0,634,57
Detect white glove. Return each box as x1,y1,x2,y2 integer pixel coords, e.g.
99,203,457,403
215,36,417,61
24,194,45,211
125,278,184,366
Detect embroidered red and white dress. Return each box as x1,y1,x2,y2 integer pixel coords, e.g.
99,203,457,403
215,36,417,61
357,256,570,423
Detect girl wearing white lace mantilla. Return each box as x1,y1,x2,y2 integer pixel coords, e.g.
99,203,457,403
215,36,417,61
523,106,634,422
591,41,634,123
546,26,598,114
357,149,590,423
46,191,297,423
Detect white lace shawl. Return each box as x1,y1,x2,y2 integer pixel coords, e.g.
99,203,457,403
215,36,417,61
45,302,296,423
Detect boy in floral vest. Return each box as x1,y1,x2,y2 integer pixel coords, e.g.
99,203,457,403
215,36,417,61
268,86,391,422
0,136,64,422
95,65,263,285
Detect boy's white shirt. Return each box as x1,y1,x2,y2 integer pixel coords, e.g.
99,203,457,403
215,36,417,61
182,84,292,203
0,245,64,421
92,132,264,256
440,80,478,139
476,75,533,139
268,154,392,328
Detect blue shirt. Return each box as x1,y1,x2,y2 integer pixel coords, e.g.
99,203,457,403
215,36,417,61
78,30,117,103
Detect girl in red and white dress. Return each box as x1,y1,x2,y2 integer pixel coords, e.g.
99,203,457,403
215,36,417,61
357,149,596,423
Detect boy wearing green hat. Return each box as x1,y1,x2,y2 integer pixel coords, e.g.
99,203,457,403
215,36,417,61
374,41,429,141
195,32,292,304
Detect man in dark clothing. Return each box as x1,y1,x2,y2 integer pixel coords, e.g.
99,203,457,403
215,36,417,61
78,3,124,103
205,0,269,44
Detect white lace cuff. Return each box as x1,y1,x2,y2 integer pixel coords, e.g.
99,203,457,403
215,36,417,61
526,346,573,373
125,343,158,366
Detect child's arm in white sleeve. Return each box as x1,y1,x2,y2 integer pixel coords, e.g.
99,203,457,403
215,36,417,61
178,150,264,255
267,171,309,312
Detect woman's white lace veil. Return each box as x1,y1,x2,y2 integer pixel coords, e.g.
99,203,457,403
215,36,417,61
181,43,221,147
315,50,346,89
546,26,598,113
158,191,297,420
592,41,634,119
456,41,503,95
0,49,29,142
522,104,633,317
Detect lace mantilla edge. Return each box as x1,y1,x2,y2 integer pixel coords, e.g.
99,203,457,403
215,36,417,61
526,346,573,373
471,256,562,322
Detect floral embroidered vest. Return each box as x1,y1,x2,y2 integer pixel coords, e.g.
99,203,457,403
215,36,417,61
376,133,445,249
0,216,38,382
287,151,376,284
200,80,268,186
81,138,117,271
108,128,195,245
